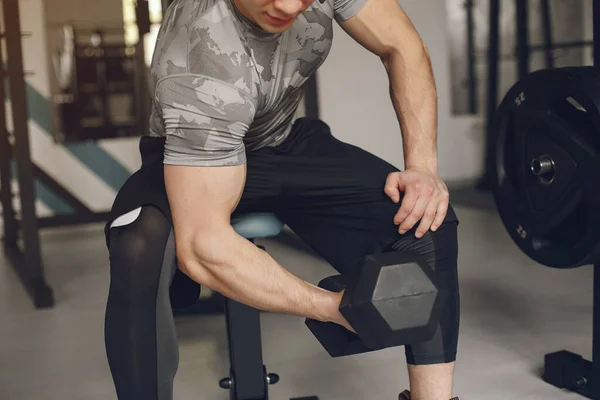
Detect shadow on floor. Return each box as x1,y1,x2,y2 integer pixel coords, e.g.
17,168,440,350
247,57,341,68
449,185,498,212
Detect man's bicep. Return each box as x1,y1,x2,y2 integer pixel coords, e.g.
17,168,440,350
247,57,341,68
336,0,421,58
155,75,255,265
164,163,246,255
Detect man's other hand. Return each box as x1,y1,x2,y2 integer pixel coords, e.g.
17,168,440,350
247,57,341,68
384,169,449,238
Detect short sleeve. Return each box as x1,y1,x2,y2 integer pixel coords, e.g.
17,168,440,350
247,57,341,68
334,0,369,22
156,74,256,167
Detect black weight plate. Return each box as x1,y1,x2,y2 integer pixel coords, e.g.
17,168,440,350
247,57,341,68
491,67,600,268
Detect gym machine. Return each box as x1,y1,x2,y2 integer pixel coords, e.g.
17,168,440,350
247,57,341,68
489,1,600,398
52,26,148,143
0,0,54,308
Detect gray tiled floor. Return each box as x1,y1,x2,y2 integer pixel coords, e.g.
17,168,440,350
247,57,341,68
0,199,593,399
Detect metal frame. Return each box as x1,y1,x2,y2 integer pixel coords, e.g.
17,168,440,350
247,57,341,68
0,57,17,252
478,0,500,189
540,0,554,69
594,258,600,399
515,0,529,80
465,0,478,114
591,5,599,399
0,0,150,309
1,0,54,308
220,293,319,400
223,296,269,399
217,241,318,400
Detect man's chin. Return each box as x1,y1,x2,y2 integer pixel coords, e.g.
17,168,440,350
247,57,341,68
261,25,291,33
259,15,295,33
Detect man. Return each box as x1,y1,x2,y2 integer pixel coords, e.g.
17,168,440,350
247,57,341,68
103,0,460,398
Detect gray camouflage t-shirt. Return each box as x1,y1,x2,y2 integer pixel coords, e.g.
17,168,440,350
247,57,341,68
148,0,367,166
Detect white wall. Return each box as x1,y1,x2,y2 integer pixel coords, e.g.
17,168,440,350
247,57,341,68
317,0,484,183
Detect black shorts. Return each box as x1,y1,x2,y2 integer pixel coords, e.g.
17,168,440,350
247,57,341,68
106,117,460,365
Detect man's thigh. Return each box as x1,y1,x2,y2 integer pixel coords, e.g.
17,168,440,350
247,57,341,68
274,118,458,274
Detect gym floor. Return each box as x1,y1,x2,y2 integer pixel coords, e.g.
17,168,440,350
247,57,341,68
0,190,592,400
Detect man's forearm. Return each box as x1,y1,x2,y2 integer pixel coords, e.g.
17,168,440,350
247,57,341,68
179,227,339,322
383,41,438,174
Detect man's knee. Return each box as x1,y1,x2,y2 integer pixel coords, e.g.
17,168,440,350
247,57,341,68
382,210,460,366
107,206,174,300
430,216,459,274
383,208,458,270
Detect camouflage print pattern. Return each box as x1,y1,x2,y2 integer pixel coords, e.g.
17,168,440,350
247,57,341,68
148,0,367,166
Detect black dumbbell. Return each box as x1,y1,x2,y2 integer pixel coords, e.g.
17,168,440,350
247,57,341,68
305,250,447,357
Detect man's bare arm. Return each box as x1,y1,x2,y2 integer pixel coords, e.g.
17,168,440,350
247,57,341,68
338,0,450,236
164,163,340,322
338,0,438,173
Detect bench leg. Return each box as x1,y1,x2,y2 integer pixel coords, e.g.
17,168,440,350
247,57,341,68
220,297,269,400
218,242,318,400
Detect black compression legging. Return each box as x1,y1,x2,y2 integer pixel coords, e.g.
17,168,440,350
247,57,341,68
105,206,179,400
104,117,460,399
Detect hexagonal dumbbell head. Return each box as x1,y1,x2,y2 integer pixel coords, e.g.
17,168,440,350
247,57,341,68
339,250,447,350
